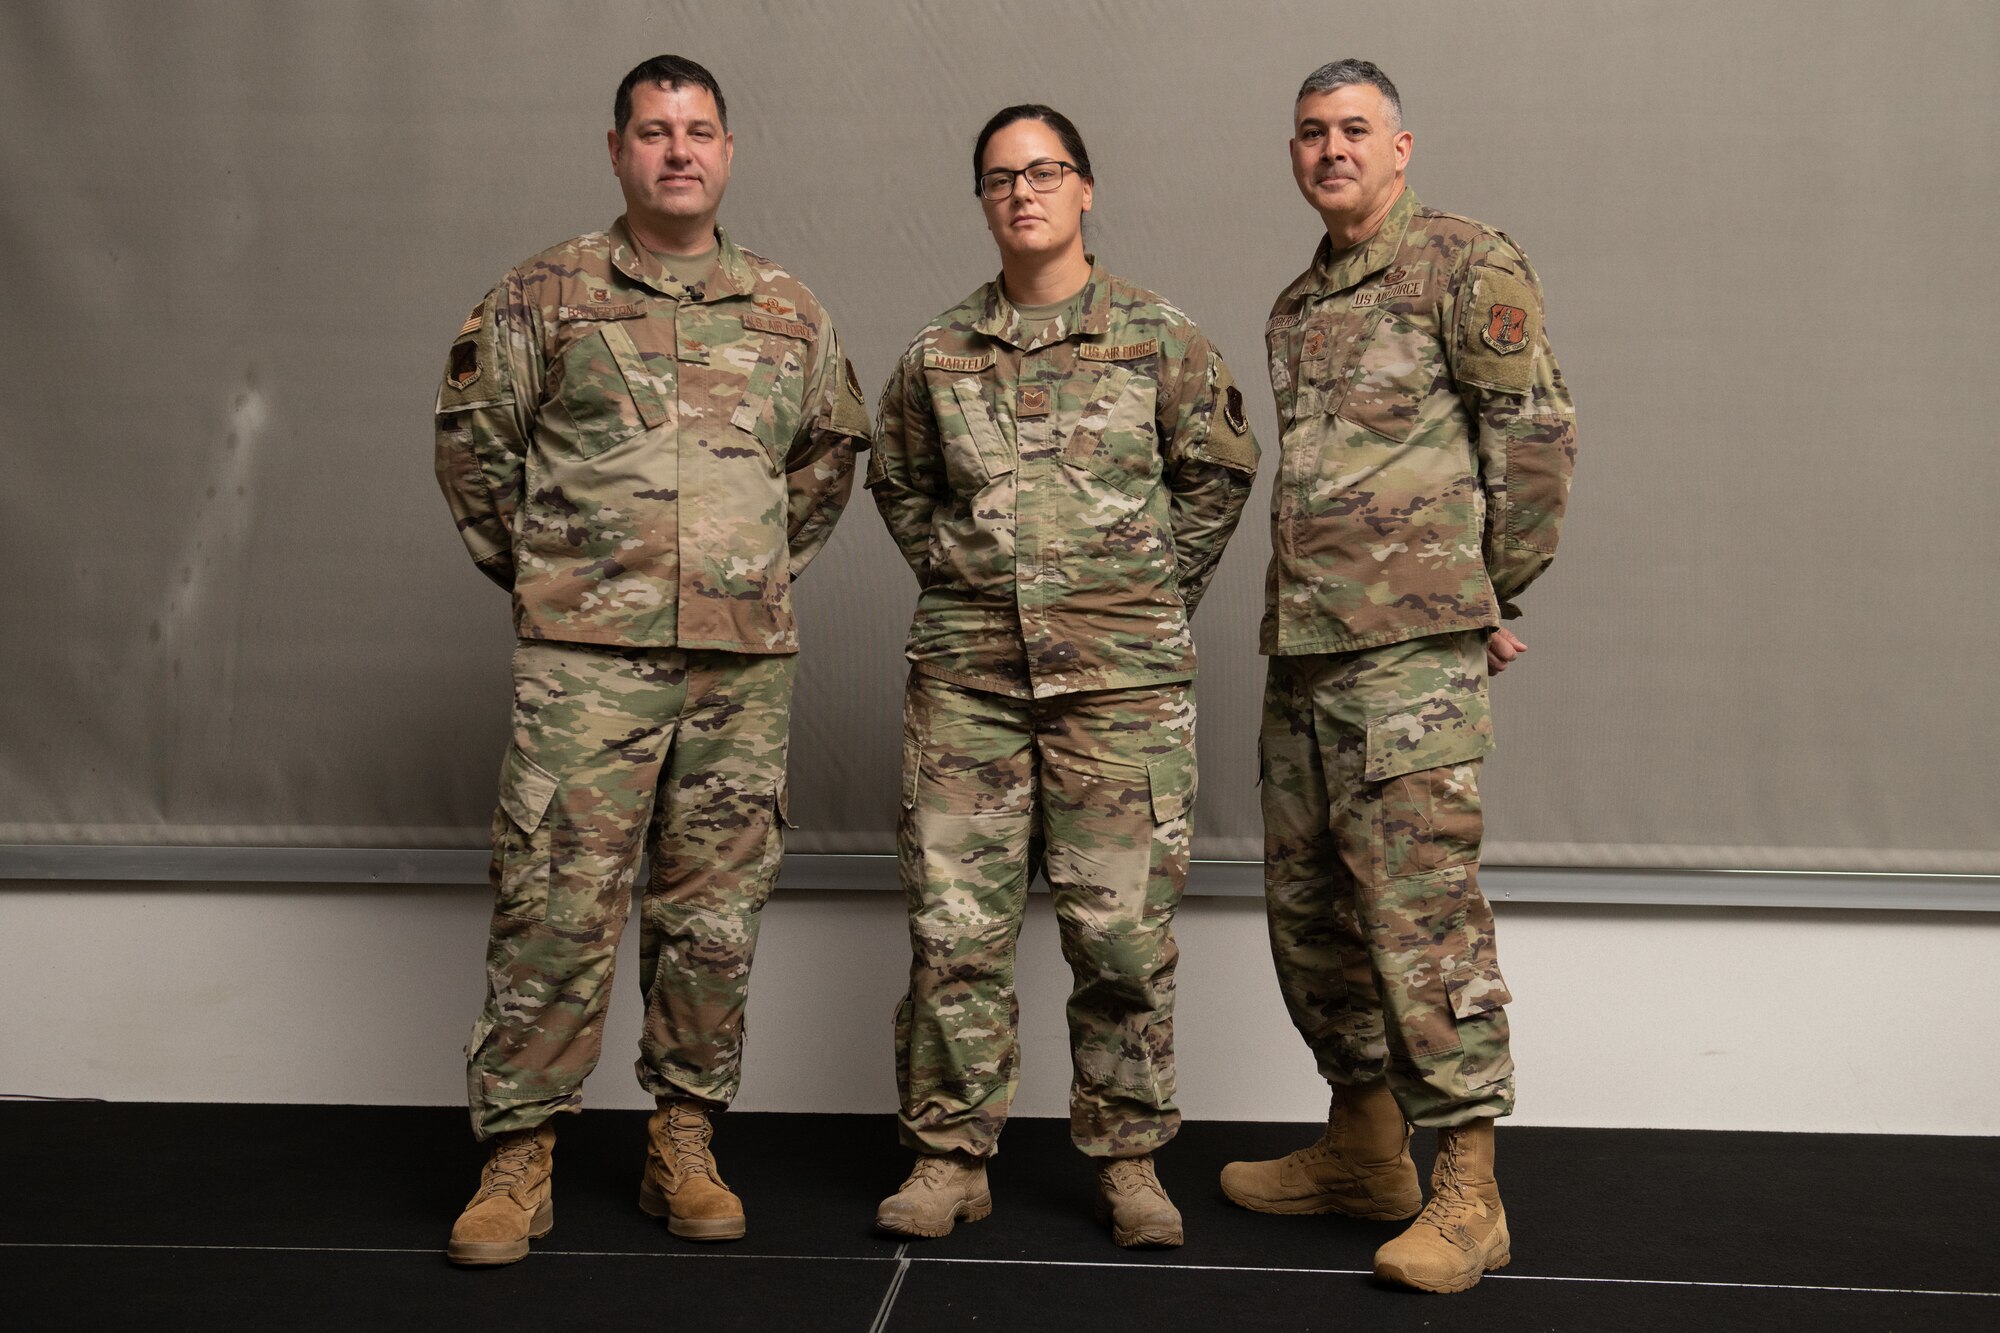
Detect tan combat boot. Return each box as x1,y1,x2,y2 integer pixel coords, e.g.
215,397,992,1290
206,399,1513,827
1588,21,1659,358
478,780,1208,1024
1094,1156,1184,1249
638,1100,746,1241
1219,1081,1422,1220
1374,1118,1509,1293
875,1152,992,1238
446,1123,556,1266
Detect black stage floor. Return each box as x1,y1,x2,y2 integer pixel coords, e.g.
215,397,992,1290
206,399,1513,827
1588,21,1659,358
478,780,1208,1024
4,1103,1995,1331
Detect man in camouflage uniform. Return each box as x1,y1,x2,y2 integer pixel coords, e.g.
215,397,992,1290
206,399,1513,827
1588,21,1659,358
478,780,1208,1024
433,55,869,1266
868,107,1259,1249
1218,61,1576,1294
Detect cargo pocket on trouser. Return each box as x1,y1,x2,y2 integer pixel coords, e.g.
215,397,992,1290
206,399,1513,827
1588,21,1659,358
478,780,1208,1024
1364,686,1493,882
1044,748,1189,933
491,744,559,921
1364,863,1516,1119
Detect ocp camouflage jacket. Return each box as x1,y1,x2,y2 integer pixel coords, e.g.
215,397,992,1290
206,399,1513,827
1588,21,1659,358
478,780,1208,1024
434,220,870,652
868,266,1260,700
1263,189,1577,655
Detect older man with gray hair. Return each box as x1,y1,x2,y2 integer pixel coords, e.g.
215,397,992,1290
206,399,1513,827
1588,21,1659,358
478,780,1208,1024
1219,59,1578,1293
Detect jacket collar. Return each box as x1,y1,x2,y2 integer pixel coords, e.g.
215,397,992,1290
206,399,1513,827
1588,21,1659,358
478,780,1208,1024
970,257,1114,351
609,217,758,302
1310,187,1419,295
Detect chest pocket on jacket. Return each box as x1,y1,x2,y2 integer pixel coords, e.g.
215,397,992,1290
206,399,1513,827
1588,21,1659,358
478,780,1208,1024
725,332,810,473
1063,363,1160,497
550,320,670,459
1334,312,1438,444
925,370,1015,491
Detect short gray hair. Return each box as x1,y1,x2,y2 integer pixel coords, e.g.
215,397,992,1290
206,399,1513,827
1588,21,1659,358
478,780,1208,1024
1296,59,1403,130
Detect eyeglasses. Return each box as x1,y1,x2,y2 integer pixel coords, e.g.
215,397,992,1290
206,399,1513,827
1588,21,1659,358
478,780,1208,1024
977,160,1082,201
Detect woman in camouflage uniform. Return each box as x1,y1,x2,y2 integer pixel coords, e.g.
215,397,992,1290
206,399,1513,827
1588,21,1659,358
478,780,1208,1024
866,105,1260,1247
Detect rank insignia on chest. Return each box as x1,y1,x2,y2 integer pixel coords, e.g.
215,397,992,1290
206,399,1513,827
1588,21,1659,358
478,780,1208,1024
1483,303,1529,354
1017,385,1051,418
1303,330,1327,361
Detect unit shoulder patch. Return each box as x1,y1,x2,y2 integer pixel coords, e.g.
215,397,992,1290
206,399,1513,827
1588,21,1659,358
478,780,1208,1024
447,338,479,391
1078,339,1161,362
831,356,871,438
1223,384,1247,435
1455,266,1540,394
1197,373,1258,474
1483,303,1529,354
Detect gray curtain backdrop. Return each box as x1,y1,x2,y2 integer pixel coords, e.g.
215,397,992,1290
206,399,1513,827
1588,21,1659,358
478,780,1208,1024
3,0,1995,873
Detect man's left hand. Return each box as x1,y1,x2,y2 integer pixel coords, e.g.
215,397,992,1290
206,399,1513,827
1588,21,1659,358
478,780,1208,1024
1486,627,1527,676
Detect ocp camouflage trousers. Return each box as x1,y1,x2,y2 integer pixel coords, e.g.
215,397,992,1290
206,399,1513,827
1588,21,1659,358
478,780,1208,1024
465,640,796,1140
1260,631,1515,1127
894,671,1196,1160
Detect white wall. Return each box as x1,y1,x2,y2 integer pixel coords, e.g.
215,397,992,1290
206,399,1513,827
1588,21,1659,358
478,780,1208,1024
4,884,1994,1136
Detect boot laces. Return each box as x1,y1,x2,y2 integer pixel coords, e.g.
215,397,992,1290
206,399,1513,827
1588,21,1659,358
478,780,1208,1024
1411,1137,1488,1244
476,1133,543,1200
1102,1158,1166,1202
1291,1096,1349,1164
661,1104,718,1182
904,1155,960,1190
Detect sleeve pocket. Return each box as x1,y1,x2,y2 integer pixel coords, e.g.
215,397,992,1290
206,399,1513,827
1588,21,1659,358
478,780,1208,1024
492,746,558,921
